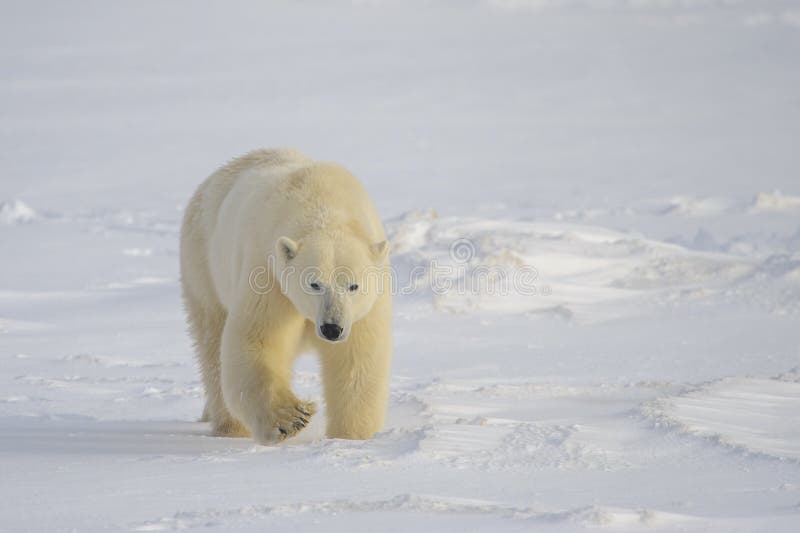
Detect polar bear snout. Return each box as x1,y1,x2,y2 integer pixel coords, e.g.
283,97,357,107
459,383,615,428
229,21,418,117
319,322,344,342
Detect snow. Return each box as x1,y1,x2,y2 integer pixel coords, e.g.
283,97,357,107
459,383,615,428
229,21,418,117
645,377,800,461
751,191,800,213
0,200,37,226
1,1,800,531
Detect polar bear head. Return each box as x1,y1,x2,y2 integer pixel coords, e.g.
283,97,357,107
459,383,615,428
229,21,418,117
275,232,389,343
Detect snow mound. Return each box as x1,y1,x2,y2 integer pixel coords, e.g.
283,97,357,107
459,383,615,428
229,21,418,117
645,378,800,461
750,191,800,213
647,195,739,217
570,505,700,528
131,495,699,531
0,200,37,225
386,211,754,320
556,193,800,220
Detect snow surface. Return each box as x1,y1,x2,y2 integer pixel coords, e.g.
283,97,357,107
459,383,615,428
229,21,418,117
1,1,800,531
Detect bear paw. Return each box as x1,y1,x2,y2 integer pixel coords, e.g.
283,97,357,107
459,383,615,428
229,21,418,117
212,416,250,438
248,396,316,444
272,399,316,441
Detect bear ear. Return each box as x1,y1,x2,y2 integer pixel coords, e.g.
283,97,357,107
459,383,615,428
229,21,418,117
371,240,389,260
276,236,300,260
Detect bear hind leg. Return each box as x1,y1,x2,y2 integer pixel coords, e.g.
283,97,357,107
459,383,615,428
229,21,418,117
185,297,249,438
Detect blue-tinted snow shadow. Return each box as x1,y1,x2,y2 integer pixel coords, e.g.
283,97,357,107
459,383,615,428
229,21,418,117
0,415,254,456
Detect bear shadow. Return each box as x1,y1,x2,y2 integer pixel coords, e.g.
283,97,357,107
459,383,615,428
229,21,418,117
0,415,262,456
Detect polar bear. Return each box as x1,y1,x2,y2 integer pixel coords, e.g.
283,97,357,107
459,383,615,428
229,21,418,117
180,148,392,443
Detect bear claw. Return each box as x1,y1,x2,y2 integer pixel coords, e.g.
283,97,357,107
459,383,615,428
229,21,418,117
272,399,316,441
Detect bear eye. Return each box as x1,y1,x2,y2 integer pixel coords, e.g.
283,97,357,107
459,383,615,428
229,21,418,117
348,283,359,292
309,282,321,291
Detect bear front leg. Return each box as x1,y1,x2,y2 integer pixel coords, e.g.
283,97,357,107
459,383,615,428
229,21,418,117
220,314,314,444
320,323,392,440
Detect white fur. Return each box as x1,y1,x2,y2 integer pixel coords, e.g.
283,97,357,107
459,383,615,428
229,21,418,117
180,148,392,443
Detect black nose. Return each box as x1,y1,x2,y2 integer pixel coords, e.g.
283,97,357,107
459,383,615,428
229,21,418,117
320,323,343,340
